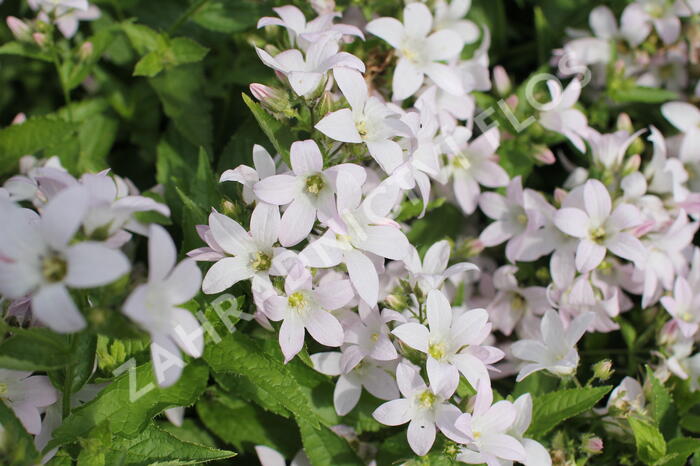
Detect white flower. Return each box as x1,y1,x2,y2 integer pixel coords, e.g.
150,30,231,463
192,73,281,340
454,381,526,465
392,289,503,392
554,179,646,273
366,3,464,100
511,310,594,381
257,5,364,52
220,144,277,205
538,79,589,152
28,0,100,38
441,127,509,215
506,393,552,466
256,33,364,97
662,276,700,338
201,203,289,295
433,0,480,45
311,351,399,415
299,176,409,306
662,101,700,190
0,370,57,435
254,139,366,247
621,0,682,47
263,274,352,362
255,445,310,466
315,68,408,175
372,361,466,456
0,188,130,333
404,239,478,292
122,225,203,387
341,304,398,370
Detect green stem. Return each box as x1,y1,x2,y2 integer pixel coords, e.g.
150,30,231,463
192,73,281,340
50,46,73,122
62,335,76,419
169,0,210,34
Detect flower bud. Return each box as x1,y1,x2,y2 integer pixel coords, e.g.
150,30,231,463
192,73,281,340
592,359,614,381
533,145,556,165
220,199,241,218
79,41,93,60
493,65,512,96
622,154,641,176
616,112,633,133
6,17,32,42
316,90,334,118
32,32,46,48
249,83,294,118
582,435,603,454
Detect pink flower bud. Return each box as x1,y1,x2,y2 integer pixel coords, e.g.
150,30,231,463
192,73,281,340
32,32,46,47
11,113,27,125
493,65,511,96
249,83,292,115
534,145,556,165
505,94,519,110
6,17,31,42
79,41,93,60
554,188,568,206
584,436,603,454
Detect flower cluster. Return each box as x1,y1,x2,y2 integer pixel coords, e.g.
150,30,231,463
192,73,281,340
2,0,700,463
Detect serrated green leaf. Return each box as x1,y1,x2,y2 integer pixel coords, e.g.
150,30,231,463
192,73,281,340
203,332,324,429
0,328,72,371
527,385,611,437
630,417,667,465
169,37,209,65
196,388,300,456
242,93,294,165
134,51,164,77
646,367,677,439
655,437,700,466
47,361,209,450
0,117,76,175
103,423,235,465
298,418,363,466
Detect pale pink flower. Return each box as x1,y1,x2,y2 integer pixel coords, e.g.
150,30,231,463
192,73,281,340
0,189,130,333
254,139,366,247
538,79,589,152
366,3,464,100
454,381,526,465
220,144,277,205
621,0,682,46
0,370,57,435
263,274,352,362
403,240,478,292
553,179,646,273
122,225,203,387
433,0,479,45
315,68,408,174
256,33,364,97
372,361,467,456
511,310,594,381
392,289,503,392
662,276,700,338
311,351,399,415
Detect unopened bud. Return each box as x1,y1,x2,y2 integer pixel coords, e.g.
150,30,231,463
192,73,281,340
6,17,31,42
554,188,568,206
220,199,240,218
533,145,556,165
493,65,512,96
616,113,633,133
627,137,645,158
32,32,46,48
316,90,334,117
456,238,485,258
79,41,93,60
622,154,641,176
592,359,614,381
249,83,294,117
583,435,603,454
659,320,680,346
385,293,408,311
505,94,519,111
12,113,27,125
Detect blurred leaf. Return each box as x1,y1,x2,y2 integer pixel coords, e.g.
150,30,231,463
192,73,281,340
0,328,72,371
0,402,41,466
242,93,294,165
0,117,76,175
655,437,700,466
298,418,363,466
610,85,679,104
193,0,262,33
629,417,667,465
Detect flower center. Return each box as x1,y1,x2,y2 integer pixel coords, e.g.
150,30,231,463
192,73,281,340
428,341,447,360
42,253,68,283
511,294,525,311
305,174,326,195
645,3,665,18
589,226,606,243
370,332,380,342
681,311,694,322
516,213,528,225
250,251,272,272
288,291,308,310
452,155,471,170
417,389,437,408
356,119,369,139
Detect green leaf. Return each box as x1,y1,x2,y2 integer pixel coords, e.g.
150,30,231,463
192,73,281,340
527,385,612,437
192,0,261,33
630,417,667,465
655,437,700,466
681,414,700,434
646,367,678,439
0,41,51,62
203,332,324,429
242,93,294,165
134,51,164,77
76,114,119,173
49,332,97,395
298,419,363,466
77,421,111,466
196,388,300,456
47,361,209,449
0,328,72,371
169,37,209,65
610,85,679,104
103,423,236,465
0,402,41,466
122,23,165,55
0,117,76,175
